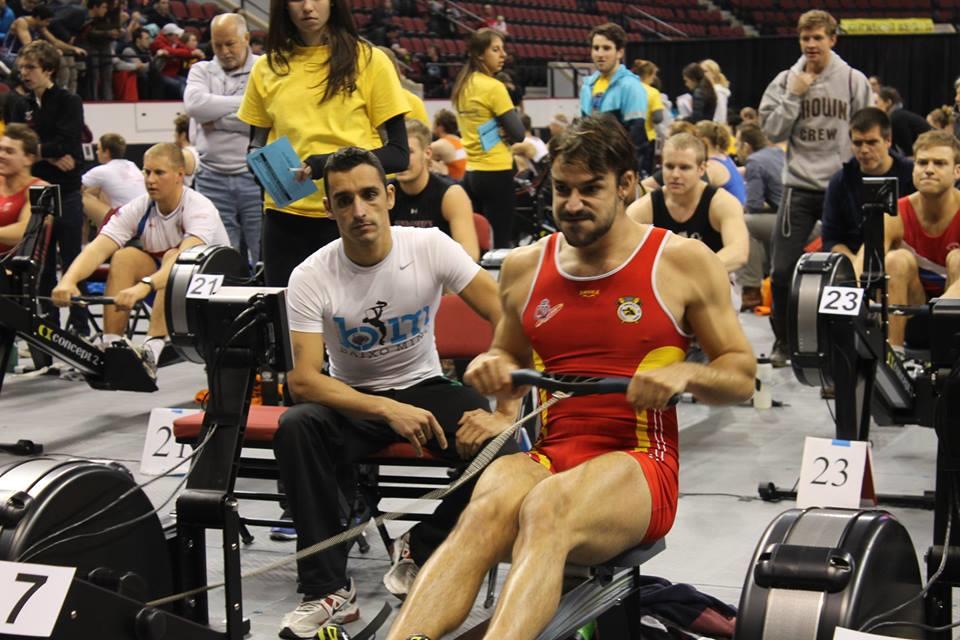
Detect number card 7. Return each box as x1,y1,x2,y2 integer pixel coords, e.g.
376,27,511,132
819,286,864,317
0,561,76,637
796,436,876,509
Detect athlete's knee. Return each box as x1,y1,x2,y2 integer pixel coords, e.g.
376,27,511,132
946,249,960,276
517,480,573,541
885,249,918,280
110,246,146,269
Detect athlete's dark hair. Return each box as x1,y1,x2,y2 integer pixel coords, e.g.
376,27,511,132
323,146,387,198
737,123,769,152
850,107,891,139
433,108,459,136
265,0,370,104
548,114,635,181
589,22,626,50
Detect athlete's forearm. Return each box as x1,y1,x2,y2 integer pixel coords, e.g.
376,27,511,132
685,355,756,405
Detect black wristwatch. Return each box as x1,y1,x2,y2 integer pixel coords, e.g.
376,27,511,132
140,276,156,293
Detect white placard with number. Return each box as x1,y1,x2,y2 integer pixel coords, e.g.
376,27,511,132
834,627,899,639
140,408,202,476
0,561,76,637
796,436,876,509
185,273,225,299
819,286,864,316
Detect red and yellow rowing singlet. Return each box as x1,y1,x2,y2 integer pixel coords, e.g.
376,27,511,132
521,226,690,469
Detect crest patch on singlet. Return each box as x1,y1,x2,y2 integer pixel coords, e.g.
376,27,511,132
616,296,642,323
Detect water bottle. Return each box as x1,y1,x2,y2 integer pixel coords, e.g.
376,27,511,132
754,356,772,410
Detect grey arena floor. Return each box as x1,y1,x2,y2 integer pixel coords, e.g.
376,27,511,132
0,311,952,638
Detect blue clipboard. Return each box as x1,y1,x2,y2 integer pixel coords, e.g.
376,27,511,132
246,136,317,208
478,117,502,152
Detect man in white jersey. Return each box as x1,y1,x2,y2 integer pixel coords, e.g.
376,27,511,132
81,132,147,227
275,147,510,639
52,142,229,377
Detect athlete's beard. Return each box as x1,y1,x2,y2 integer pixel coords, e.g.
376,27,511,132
555,203,616,247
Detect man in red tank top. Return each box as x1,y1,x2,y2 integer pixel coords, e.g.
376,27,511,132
864,130,960,347
0,125,43,255
387,116,756,640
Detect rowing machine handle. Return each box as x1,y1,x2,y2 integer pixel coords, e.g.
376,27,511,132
71,295,116,305
510,369,680,406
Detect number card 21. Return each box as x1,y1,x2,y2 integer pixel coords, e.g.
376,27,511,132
140,408,202,476
185,273,224,299
796,436,876,509
819,286,864,316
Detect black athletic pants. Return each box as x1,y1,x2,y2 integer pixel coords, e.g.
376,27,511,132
463,169,516,249
262,209,341,287
273,377,490,597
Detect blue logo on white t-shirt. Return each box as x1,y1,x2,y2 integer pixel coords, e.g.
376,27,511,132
333,301,431,354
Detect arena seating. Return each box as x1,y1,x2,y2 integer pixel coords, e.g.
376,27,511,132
720,0,935,33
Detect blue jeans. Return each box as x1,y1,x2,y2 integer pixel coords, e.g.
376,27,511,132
195,168,263,264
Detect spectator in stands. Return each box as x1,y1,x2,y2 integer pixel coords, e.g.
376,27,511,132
367,0,394,46
378,45,428,126
821,107,914,263
150,22,202,98
9,41,85,331
249,33,263,55
868,74,881,105
0,0,15,43
113,26,151,100
390,119,479,260
758,9,871,366
185,13,261,264
481,4,496,29
496,70,523,107
173,113,198,188
52,143,229,377
451,28,524,247
421,44,445,98
511,112,548,179
1,5,83,71
626,132,749,276
430,108,466,181
144,0,177,29
46,1,87,93
856,131,960,347
695,120,746,205
679,63,716,123
81,0,119,100
0,124,43,255
876,86,931,159
82,132,146,227
237,0,410,289
579,23,647,171
631,59,666,176
735,122,784,310
928,106,954,132
700,59,731,124
740,106,759,126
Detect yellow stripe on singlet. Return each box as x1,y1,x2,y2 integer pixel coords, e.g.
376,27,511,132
633,346,687,453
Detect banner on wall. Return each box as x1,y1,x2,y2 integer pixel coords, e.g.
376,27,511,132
840,17,934,35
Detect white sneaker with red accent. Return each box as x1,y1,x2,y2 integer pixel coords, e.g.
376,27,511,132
383,532,420,599
278,578,359,639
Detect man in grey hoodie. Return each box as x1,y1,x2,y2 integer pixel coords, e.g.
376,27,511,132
759,10,871,366
183,13,261,263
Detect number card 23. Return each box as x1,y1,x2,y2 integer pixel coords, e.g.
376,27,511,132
819,286,864,316
796,436,876,509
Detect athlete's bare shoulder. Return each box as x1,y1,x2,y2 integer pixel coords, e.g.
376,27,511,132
658,232,729,309
499,237,550,307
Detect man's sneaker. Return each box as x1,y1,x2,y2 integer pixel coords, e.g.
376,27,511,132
270,525,297,541
137,342,158,380
770,340,790,368
278,579,359,639
383,532,419,599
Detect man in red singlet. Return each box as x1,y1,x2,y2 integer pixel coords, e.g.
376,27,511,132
0,124,44,255
387,116,756,640
863,130,960,348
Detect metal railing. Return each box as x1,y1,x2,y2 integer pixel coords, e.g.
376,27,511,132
627,5,688,39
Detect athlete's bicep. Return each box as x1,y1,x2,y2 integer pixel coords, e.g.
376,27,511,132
489,248,538,366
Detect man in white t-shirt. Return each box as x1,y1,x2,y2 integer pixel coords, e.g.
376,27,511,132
52,142,229,378
274,147,512,639
511,113,548,178
81,133,147,227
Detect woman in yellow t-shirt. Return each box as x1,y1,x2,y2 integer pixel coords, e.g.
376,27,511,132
238,0,410,286
451,28,524,248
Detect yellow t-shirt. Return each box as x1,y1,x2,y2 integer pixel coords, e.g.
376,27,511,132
405,89,429,126
643,82,663,142
456,73,515,172
238,44,409,218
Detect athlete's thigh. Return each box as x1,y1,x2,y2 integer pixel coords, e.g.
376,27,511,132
539,451,654,565
470,452,552,517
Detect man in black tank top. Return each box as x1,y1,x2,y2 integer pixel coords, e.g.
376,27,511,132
626,133,749,273
389,120,481,260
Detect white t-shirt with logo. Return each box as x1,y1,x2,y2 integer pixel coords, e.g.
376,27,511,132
100,187,230,254
287,226,482,391
81,159,147,208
